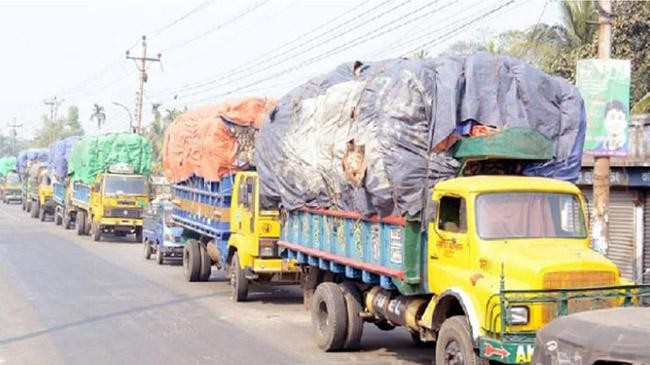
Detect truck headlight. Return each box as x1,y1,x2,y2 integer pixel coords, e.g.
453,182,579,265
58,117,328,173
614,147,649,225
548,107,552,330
506,306,529,325
259,239,277,257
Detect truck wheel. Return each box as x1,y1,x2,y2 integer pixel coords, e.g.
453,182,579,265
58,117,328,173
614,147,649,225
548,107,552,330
198,243,212,281
311,282,348,352
156,246,164,265
39,207,46,222
230,252,248,302
21,199,25,210
63,212,71,230
143,239,152,260
339,282,364,350
91,221,102,242
135,227,143,243
436,316,483,365
26,201,31,213
55,212,63,226
31,201,39,218
183,239,201,282
76,211,86,236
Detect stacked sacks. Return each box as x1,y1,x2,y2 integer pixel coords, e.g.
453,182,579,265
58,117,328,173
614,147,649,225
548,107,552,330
17,149,49,180
255,52,586,217
163,97,276,183
48,136,80,182
68,133,152,184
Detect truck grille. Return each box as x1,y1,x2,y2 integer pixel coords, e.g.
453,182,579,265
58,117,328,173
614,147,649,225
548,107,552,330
541,270,617,323
106,207,142,219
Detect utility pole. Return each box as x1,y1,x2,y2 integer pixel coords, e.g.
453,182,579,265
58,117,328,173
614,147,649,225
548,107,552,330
592,0,612,254
7,118,22,155
126,35,161,134
43,96,64,145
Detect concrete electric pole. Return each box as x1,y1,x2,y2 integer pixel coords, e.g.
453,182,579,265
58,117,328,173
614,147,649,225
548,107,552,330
7,118,22,155
43,96,64,124
592,0,613,254
126,35,161,135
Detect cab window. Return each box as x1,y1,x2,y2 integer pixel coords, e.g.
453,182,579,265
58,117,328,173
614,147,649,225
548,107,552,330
438,196,466,233
243,177,255,210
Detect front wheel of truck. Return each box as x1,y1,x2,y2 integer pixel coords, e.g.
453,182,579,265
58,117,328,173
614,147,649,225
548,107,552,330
312,282,348,352
39,206,46,221
183,239,201,282
230,252,248,302
76,211,86,236
135,227,143,242
435,316,484,365
31,201,39,218
143,239,152,260
91,221,102,242
55,212,62,226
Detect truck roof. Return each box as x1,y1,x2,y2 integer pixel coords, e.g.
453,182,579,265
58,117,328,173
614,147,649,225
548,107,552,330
435,175,582,195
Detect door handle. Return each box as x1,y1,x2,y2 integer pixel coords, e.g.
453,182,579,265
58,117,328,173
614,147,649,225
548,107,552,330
430,254,439,260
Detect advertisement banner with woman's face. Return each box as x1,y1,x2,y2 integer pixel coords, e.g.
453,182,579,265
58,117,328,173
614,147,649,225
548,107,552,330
576,59,631,156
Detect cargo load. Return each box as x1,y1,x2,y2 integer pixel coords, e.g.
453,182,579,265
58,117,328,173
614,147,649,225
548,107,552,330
162,97,276,183
68,133,152,184
48,136,80,181
0,157,17,177
254,52,586,217
17,149,48,179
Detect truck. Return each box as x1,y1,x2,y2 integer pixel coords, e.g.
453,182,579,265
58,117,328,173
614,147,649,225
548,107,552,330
70,163,148,242
1,171,22,204
143,199,184,264
16,149,48,213
67,133,152,242
25,162,54,221
250,54,650,363
170,172,300,301
52,179,75,228
48,136,80,228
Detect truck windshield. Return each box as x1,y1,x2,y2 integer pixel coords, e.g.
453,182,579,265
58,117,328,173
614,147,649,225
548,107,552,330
104,176,146,196
476,192,587,239
7,174,19,184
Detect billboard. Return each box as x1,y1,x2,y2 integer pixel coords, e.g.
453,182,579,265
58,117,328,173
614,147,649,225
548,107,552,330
576,59,631,156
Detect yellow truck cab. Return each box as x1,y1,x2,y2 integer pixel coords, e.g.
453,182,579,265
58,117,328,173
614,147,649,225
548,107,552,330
1,172,22,204
28,165,54,221
72,163,148,242
227,171,300,300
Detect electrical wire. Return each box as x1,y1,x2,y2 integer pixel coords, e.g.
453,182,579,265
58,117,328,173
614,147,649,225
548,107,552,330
148,0,215,38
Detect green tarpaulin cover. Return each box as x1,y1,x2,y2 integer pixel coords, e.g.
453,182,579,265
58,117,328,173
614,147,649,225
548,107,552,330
68,133,152,183
0,157,17,177
453,127,554,161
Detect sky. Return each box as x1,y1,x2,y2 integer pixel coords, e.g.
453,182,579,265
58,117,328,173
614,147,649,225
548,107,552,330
0,0,562,140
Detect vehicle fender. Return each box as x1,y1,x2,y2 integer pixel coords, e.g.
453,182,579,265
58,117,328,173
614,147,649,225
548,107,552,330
228,233,254,267
426,287,481,344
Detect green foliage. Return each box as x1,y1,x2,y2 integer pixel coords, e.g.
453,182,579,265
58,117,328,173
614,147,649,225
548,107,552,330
145,105,183,175
560,0,598,47
32,105,85,148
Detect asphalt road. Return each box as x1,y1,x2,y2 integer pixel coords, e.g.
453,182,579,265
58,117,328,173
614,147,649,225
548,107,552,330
0,203,433,365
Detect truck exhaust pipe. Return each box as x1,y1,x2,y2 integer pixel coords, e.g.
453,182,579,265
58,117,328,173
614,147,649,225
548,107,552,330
365,286,427,331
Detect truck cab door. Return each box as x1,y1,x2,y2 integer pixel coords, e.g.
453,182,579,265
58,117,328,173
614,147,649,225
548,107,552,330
428,194,470,292
235,175,256,235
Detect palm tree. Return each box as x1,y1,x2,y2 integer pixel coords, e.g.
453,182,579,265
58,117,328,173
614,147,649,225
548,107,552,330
560,0,598,47
90,104,106,129
410,49,429,59
163,108,181,127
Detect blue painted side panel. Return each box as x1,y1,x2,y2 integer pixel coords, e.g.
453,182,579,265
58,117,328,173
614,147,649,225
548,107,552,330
53,182,66,205
72,183,90,204
171,175,233,267
282,210,408,290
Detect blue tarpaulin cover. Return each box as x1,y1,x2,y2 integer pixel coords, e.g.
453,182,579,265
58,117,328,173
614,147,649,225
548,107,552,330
17,149,49,180
48,136,80,180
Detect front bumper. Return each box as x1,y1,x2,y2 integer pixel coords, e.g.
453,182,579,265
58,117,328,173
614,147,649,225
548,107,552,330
159,243,184,257
252,258,300,274
99,217,143,228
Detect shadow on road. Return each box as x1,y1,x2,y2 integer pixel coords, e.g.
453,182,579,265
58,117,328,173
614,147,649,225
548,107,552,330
0,293,217,346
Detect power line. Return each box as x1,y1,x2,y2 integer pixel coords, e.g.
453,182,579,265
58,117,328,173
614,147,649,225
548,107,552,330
157,0,420,102
160,0,270,53
148,0,215,37
150,0,382,98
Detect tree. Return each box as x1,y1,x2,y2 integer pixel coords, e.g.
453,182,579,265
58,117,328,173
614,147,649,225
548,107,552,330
560,0,598,48
163,108,182,127
90,104,106,129
32,105,85,147
410,49,429,59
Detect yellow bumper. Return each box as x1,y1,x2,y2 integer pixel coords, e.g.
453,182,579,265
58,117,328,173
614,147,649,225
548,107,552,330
99,217,143,227
252,258,300,274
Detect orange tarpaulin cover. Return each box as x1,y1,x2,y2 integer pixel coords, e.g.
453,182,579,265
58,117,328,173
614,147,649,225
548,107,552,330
162,97,276,183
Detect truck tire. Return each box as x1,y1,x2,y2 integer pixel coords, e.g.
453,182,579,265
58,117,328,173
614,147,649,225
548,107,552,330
198,243,212,281
143,239,152,260
39,206,46,221
26,201,31,213
156,246,164,265
311,282,348,352
135,227,143,243
91,221,102,242
339,282,364,350
76,211,86,236
63,212,72,230
55,211,62,226
31,201,39,218
183,239,201,282
435,316,484,365
230,252,248,302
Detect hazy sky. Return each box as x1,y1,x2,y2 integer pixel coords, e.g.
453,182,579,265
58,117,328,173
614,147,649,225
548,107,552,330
0,0,561,139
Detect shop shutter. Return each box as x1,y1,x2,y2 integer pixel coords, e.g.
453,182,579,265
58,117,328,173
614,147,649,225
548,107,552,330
581,188,636,282
644,192,650,284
